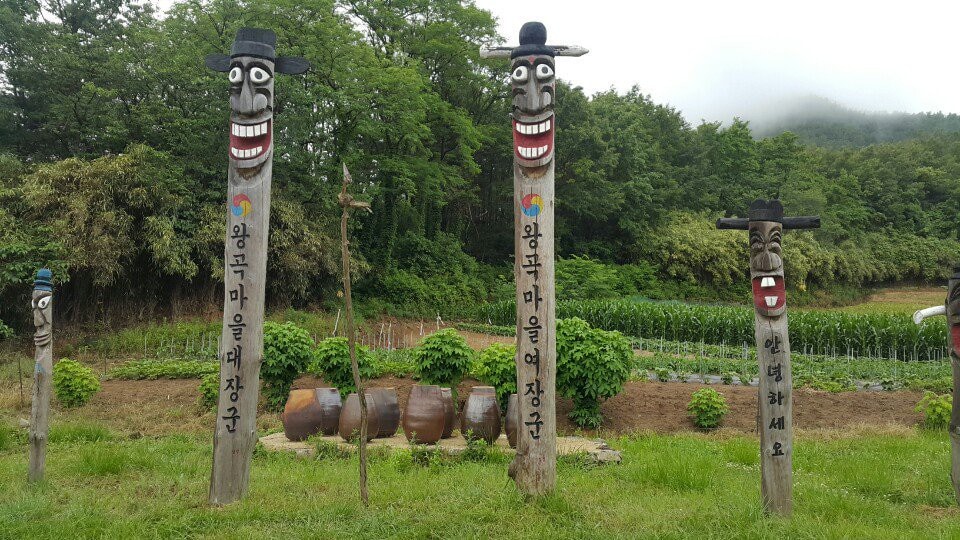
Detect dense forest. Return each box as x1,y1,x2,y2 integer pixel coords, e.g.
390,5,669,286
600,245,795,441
1,0,959,331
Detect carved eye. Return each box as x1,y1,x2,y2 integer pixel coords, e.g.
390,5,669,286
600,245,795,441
38,297,50,309
228,67,243,84
511,65,528,83
536,64,554,80
249,67,271,84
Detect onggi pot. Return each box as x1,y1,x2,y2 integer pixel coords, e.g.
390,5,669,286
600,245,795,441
505,393,519,448
440,387,455,439
461,386,501,444
402,384,445,444
339,392,381,442
370,387,401,438
281,388,342,441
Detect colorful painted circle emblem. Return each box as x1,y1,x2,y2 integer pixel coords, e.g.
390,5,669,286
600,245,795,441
521,193,544,217
231,194,252,217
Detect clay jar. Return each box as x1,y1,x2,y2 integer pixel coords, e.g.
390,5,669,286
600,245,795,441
281,388,342,441
402,385,445,444
440,388,455,439
339,392,380,442
369,387,401,438
461,386,502,444
505,393,519,448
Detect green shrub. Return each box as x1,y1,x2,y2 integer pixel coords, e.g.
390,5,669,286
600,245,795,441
412,329,473,393
472,343,516,408
197,372,219,411
687,388,729,429
556,318,633,429
310,337,378,397
654,367,670,382
721,372,735,385
261,322,315,411
916,391,952,430
52,359,100,408
108,359,218,380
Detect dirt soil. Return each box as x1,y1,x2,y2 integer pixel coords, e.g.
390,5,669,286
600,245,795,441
36,376,923,437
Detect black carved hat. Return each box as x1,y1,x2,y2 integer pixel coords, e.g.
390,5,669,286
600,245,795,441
511,22,555,59
748,199,784,222
205,27,309,74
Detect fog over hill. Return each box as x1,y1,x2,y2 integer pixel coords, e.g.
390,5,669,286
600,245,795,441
743,95,960,148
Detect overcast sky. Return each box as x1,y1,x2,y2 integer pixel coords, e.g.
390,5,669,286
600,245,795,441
156,0,960,123
478,0,960,123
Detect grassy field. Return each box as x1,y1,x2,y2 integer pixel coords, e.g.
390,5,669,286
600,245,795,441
829,287,947,315
0,423,958,539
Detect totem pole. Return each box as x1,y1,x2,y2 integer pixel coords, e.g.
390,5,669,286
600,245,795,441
28,268,53,483
913,268,960,504
480,22,587,496
204,28,309,505
717,200,820,516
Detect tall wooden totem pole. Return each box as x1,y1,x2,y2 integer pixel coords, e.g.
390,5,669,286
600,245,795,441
204,28,308,505
481,22,587,496
717,200,819,516
28,268,53,483
913,268,960,504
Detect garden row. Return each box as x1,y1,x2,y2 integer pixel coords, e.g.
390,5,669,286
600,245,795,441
471,299,948,361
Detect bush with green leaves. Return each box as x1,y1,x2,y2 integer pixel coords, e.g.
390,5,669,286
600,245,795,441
197,372,219,411
472,343,516,409
687,388,729,429
556,318,633,429
412,329,473,392
310,337,378,398
916,391,952,430
261,322,315,411
53,359,100,408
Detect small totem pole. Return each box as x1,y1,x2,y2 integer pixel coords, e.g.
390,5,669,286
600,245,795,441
481,22,587,496
204,28,309,505
717,200,820,516
28,268,53,483
913,268,960,504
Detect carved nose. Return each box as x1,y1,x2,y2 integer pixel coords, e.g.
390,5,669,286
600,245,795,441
518,79,543,113
236,81,267,116
754,252,782,272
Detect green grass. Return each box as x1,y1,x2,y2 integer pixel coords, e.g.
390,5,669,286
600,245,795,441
1,425,959,538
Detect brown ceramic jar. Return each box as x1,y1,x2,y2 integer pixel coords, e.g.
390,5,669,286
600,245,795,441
505,393,519,448
440,387,455,438
461,386,501,444
281,388,342,441
369,387,400,438
338,392,381,442
402,384,445,444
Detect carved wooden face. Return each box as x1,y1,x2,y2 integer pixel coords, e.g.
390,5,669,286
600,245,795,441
511,54,555,169
227,56,275,173
749,221,785,317
948,277,960,352
32,289,52,347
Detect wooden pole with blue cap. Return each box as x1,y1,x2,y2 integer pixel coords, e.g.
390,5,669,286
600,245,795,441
28,268,53,483
482,22,587,496
204,28,309,505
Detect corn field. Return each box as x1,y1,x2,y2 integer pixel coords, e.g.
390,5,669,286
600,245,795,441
473,299,949,361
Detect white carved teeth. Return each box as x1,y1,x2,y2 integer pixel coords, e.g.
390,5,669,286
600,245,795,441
232,122,269,138
760,277,776,288
230,146,265,159
517,145,549,159
515,119,551,135
765,296,778,307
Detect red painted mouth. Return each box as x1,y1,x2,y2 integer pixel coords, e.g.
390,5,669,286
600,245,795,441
229,119,271,160
513,117,554,162
952,325,960,351
752,275,786,312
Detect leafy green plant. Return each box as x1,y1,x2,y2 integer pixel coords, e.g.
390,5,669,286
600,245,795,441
721,372,735,385
261,322,315,411
369,348,416,377
687,388,729,429
556,318,633,429
197,372,219,411
655,367,670,382
916,391,952,430
412,329,473,393
52,359,100,408
677,371,690,383
472,342,516,408
310,337,378,398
